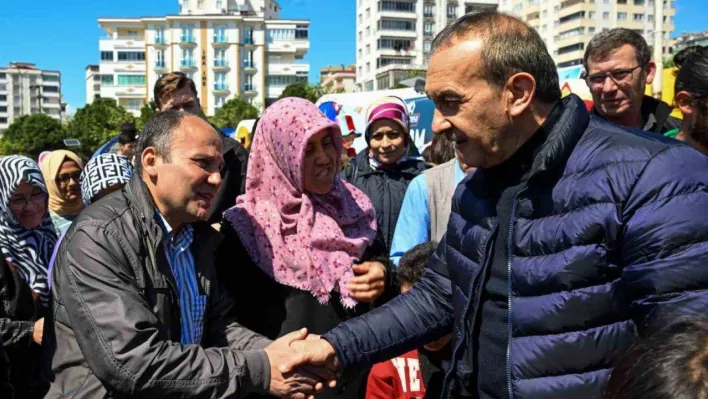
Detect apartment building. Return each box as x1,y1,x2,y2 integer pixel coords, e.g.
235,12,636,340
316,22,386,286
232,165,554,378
672,29,708,53
355,0,498,91
97,0,310,116
499,0,676,68
320,65,357,93
0,62,63,132
86,65,101,104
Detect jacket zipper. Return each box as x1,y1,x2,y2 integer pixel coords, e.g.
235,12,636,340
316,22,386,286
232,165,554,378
441,219,499,398
506,193,521,399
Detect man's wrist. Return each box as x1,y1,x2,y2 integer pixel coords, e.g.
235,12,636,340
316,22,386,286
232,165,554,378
243,350,271,394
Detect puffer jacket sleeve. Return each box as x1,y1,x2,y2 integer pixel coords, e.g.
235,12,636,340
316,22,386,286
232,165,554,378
55,223,271,398
621,144,708,332
323,236,455,371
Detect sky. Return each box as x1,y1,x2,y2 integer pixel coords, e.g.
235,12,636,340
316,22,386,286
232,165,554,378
0,0,703,112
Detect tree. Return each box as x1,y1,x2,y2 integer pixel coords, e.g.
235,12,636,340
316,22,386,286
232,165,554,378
0,114,67,158
67,98,134,158
209,97,259,129
135,101,158,131
279,82,324,103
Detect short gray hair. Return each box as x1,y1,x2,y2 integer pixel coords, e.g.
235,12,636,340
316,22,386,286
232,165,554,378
135,110,189,176
431,10,561,103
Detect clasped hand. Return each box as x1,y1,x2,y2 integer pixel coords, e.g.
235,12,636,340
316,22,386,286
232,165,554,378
264,328,339,399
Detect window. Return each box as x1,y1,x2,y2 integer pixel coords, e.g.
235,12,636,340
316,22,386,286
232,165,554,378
424,4,433,17
648,14,654,22
215,95,226,109
378,37,413,50
117,51,145,62
424,22,433,35
378,19,416,31
603,12,610,20
379,1,416,12
633,13,644,21
295,25,308,39
125,30,139,39
366,62,370,73
376,57,412,68
424,41,432,53
0,118,7,124
182,48,194,60
117,75,146,86
214,25,227,41
182,24,194,40
358,66,363,76
215,72,227,84
366,7,370,18
558,43,584,55
0,107,7,113
101,51,114,61
603,0,609,3
156,50,165,67
589,11,595,19
617,12,627,20
617,0,627,3
359,31,363,41
43,75,60,82
197,0,204,8
358,48,362,58
366,26,370,36
156,26,165,43
42,85,59,93
634,0,644,4
0,73,5,79
366,44,371,54
559,11,584,24
126,99,141,110
266,75,308,86
447,5,457,18
359,13,362,24
101,75,114,85
589,27,596,34
542,10,548,18
559,27,584,40
0,95,6,101
216,0,223,8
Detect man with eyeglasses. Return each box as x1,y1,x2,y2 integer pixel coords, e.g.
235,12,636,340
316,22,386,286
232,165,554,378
583,28,680,134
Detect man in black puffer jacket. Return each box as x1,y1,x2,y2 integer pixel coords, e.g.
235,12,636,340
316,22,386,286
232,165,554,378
288,12,708,399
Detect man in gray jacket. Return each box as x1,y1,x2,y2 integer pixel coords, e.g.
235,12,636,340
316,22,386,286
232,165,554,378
45,111,327,398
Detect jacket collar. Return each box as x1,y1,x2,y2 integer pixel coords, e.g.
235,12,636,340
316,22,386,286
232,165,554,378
354,149,425,177
592,95,671,133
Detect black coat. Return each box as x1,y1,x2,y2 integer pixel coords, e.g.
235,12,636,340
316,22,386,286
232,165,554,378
215,221,396,399
207,136,249,224
0,252,46,398
342,150,425,255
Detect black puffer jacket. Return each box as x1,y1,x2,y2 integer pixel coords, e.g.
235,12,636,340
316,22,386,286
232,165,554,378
342,150,425,254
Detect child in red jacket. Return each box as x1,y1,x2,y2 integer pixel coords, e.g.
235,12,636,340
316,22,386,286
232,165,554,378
366,242,452,399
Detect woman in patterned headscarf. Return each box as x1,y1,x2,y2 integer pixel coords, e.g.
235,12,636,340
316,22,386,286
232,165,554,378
216,97,393,399
0,155,57,398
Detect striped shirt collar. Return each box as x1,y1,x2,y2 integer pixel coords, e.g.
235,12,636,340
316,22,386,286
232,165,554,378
155,211,194,249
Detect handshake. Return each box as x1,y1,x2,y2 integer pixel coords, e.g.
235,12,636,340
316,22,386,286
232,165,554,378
263,328,341,399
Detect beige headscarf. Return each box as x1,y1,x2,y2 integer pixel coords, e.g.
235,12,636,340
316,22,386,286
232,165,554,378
40,150,85,216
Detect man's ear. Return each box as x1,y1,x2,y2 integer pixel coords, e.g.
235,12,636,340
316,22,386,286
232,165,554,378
506,72,536,118
141,147,160,178
645,61,657,85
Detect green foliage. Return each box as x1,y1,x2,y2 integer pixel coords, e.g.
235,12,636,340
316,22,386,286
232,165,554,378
208,97,259,129
66,98,134,157
392,83,409,89
0,114,67,159
663,57,676,69
135,101,158,132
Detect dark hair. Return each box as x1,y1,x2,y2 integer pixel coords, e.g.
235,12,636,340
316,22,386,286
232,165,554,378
674,45,706,69
604,318,708,399
584,28,651,72
397,242,438,286
428,134,456,166
118,122,137,145
153,72,198,109
675,47,708,101
431,11,561,103
135,110,189,176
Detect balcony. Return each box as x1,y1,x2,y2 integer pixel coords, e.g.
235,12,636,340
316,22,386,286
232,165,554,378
99,37,145,51
155,60,167,70
180,59,197,69
244,60,257,73
155,36,167,46
243,84,257,95
214,83,229,92
180,35,197,46
213,35,229,46
213,59,230,69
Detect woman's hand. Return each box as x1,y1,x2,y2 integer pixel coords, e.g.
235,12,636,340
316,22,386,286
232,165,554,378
346,261,387,303
33,318,44,345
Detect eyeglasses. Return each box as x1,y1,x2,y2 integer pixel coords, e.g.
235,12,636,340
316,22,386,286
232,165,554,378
8,191,48,212
585,64,645,88
55,172,82,184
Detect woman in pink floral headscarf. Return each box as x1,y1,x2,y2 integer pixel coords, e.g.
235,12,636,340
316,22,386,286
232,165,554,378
216,97,393,399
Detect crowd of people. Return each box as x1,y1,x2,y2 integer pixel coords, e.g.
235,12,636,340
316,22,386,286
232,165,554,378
4,10,708,399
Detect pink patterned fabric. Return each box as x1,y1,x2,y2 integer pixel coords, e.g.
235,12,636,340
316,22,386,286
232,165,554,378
223,97,377,308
